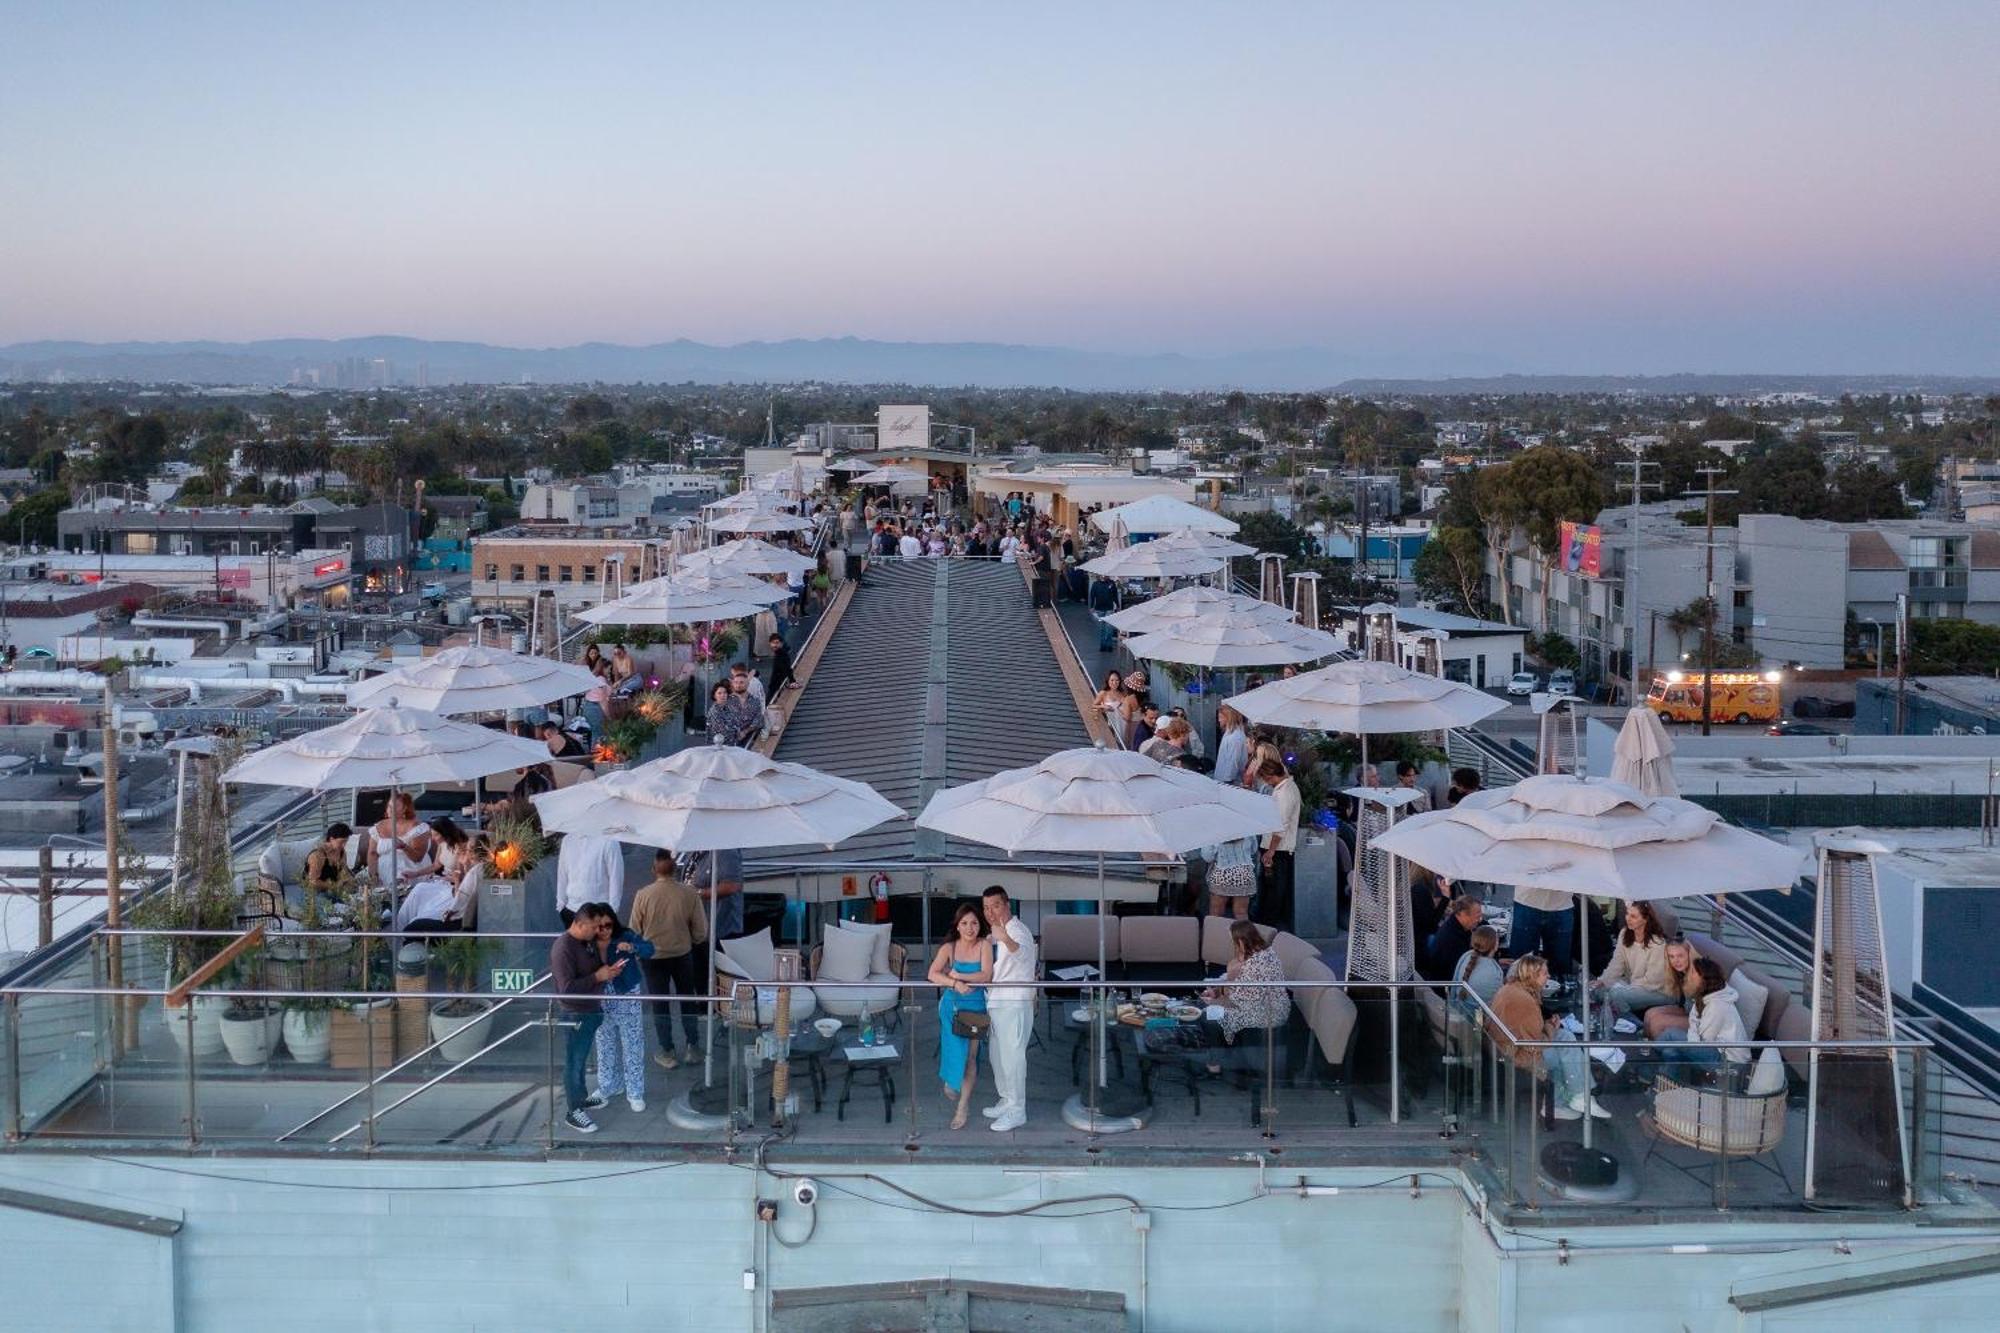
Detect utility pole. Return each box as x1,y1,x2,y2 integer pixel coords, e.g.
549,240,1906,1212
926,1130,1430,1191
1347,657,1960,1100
1619,446,1661,706
1647,609,1660,687
1685,468,1738,737
1895,591,1910,734
101,676,127,1052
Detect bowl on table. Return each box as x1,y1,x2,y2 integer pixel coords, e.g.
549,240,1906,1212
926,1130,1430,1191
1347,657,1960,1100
813,1018,842,1040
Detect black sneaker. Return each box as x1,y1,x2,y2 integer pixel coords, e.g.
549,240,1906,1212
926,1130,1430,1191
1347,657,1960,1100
565,1109,598,1133
581,1093,609,1110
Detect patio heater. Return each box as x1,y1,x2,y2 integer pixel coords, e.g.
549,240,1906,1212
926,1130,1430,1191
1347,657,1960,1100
1342,785,1428,1123
1361,603,1397,664
1289,571,1322,631
1257,552,1287,606
1805,835,1913,1208
1533,695,1580,777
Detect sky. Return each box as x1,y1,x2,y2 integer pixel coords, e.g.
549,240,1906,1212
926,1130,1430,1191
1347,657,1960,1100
2,1,1997,375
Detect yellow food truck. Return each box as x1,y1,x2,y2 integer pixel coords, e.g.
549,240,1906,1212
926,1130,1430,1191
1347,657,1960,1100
1645,670,1783,725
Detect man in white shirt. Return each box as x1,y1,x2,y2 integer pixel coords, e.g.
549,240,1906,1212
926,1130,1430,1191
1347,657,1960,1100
1257,757,1301,933
556,822,632,922
981,885,1037,1132
898,530,923,559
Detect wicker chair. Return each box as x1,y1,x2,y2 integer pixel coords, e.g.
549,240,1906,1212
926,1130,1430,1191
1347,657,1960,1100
1640,1064,1789,1195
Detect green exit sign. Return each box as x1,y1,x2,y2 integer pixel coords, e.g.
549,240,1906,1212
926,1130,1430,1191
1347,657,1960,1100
490,968,536,993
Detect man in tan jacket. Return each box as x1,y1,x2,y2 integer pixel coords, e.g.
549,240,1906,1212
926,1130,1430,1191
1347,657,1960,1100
627,850,709,1069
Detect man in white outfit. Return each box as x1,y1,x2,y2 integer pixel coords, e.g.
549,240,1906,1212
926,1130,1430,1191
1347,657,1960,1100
981,885,1037,1132
555,783,632,922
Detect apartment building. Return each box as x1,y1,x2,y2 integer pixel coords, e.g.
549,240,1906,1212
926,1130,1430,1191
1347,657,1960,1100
468,526,672,609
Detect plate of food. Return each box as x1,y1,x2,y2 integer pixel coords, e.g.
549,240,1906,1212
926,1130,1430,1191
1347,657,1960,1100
1168,1003,1203,1022
1139,992,1171,1010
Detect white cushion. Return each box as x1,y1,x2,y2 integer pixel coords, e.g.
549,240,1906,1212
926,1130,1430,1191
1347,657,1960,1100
720,928,777,982
1729,968,1771,1037
835,920,894,977
1746,1046,1787,1096
819,926,875,984
814,977,898,1019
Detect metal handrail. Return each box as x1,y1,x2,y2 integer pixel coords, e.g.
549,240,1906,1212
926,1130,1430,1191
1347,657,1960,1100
273,972,555,1142
325,1017,550,1145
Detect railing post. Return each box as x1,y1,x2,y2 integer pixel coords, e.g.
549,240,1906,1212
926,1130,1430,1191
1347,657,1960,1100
1909,1046,1928,1208
182,1000,199,1149
363,986,377,1151
1260,1006,1278,1140
4,992,21,1142
543,998,557,1150
905,986,920,1147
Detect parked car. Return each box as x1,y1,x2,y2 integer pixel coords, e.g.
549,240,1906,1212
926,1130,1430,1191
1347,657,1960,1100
1548,668,1577,696
1767,720,1835,737
1791,695,1856,719
1506,671,1540,697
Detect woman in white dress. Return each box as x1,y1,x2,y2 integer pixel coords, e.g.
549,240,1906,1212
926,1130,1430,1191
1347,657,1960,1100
366,792,435,889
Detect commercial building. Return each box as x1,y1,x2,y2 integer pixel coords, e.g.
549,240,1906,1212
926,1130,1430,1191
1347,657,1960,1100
468,526,673,609
1310,521,1431,584
1856,676,2000,736
2,550,354,609
56,498,413,593
0,579,156,657
1331,604,1526,691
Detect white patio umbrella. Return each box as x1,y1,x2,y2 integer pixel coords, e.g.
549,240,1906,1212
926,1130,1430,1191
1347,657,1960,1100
852,464,928,486
1226,658,1509,737
708,509,817,536
575,577,775,627
225,707,551,899
676,537,818,578
1089,494,1240,536
1147,528,1257,559
705,491,797,511
1081,540,1227,582
828,456,878,474
532,745,903,1086
346,644,599,715
1372,773,1806,1151
916,745,1278,1120
1610,706,1679,797
1101,586,1294,636
1125,616,1341,670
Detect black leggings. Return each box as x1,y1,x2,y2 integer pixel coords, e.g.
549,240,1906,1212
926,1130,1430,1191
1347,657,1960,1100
642,952,704,1051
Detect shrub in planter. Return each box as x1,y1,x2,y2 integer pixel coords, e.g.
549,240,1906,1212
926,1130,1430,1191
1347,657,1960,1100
427,935,497,1063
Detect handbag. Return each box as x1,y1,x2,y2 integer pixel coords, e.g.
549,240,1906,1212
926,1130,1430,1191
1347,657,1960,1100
951,1010,992,1039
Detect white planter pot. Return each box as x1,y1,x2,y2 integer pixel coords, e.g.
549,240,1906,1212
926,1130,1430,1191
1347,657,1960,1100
165,994,226,1059
429,1000,496,1063
282,1007,332,1064
219,1008,280,1066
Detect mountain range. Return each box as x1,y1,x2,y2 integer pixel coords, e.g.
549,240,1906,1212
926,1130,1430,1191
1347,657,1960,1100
2,337,1992,396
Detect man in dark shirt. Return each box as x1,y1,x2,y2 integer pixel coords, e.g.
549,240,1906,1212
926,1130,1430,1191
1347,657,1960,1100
765,633,795,697
1422,895,1483,983
551,902,623,1133
540,721,589,762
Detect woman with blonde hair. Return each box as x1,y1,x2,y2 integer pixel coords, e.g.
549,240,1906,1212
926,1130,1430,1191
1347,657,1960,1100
1487,954,1606,1120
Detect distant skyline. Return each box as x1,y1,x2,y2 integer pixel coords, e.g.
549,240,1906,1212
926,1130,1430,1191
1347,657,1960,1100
2,2,1996,376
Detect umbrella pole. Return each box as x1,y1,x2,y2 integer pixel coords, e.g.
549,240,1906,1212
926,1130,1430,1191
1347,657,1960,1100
703,852,719,1088
1096,850,1108,1088
1579,895,1593,1149
1388,847,1401,1125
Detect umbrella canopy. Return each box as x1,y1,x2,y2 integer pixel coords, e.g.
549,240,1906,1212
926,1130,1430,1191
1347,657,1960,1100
224,707,552,792
705,490,797,512
828,456,879,474
1101,586,1294,636
345,644,599,715
1125,616,1341,670
531,745,903,853
708,509,817,535
1146,528,1257,559
575,577,775,626
852,464,928,486
1611,706,1679,796
676,537,818,578
1081,540,1227,581
1225,658,1509,734
1370,773,1805,900
626,569,791,605
916,745,1278,854
1089,495,1239,536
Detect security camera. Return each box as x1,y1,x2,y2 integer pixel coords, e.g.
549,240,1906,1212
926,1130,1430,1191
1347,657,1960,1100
792,1179,819,1208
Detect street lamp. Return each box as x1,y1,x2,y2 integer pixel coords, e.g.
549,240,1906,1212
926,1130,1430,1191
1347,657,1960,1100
1861,617,1884,677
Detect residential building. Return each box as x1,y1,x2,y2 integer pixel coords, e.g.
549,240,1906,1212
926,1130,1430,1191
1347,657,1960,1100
1331,604,1526,691
469,526,672,609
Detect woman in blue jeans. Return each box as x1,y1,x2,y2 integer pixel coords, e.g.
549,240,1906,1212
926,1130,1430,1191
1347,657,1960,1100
926,902,994,1130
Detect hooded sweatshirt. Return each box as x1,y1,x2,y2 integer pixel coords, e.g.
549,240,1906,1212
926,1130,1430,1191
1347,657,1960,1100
1688,985,1751,1063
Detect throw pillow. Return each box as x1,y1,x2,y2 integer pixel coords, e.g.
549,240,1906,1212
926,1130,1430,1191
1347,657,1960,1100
1745,1046,1787,1095
720,927,777,982
819,926,875,984
836,919,894,977
1729,967,1771,1038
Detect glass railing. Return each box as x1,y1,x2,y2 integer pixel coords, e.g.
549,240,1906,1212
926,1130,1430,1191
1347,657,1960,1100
0,928,1951,1218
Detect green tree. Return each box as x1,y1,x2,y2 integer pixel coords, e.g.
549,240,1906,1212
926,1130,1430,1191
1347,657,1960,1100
1412,525,1487,614
6,487,66,546
1825,462,1909,521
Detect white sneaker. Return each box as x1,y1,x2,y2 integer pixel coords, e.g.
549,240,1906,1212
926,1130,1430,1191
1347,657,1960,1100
1550,1101,1582,1121
1580,1096,1612,1120
981,1104,1006,1119
990,1110,1026,1132
627,1096,646,1113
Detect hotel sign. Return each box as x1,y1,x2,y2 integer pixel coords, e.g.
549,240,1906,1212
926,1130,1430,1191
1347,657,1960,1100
877,404,929,454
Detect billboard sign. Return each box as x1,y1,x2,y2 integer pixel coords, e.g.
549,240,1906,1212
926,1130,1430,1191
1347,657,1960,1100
876,405,930,455
1558,521,1602,577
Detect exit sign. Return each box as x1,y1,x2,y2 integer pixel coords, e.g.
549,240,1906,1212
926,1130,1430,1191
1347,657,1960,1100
490,968,536,993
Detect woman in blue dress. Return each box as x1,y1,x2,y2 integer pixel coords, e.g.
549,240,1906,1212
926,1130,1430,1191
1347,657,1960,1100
927,901,994,1129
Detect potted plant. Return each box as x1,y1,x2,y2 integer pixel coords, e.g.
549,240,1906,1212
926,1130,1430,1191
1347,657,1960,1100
135,743,242,1058
280,912,343,1065
218,964,282,1065
427,935,497,1063
482,808,547,885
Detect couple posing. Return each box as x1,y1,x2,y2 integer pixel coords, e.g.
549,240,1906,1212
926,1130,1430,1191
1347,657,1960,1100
925,885,1037,1131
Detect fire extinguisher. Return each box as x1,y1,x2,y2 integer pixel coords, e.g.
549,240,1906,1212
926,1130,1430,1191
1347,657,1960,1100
869,872,891,923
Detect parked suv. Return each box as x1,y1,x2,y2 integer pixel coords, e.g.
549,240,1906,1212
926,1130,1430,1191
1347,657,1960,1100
1548,668,1576,696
